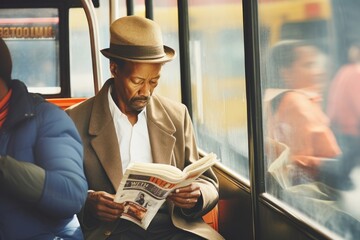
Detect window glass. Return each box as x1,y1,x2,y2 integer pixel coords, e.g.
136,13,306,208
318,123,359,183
133,0,145,17
188,0,248,179
260,0,360,238
69,9,92,97
152,1,181,102
69,1,111,97
0,8,60,94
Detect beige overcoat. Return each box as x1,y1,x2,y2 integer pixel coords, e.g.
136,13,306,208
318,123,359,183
67,79,224,240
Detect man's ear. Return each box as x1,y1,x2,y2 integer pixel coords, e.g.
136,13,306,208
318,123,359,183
110,61,117,76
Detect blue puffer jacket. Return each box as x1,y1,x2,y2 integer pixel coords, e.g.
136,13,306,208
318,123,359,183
0,80,88,240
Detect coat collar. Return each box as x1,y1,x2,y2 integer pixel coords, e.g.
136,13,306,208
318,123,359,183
88,79,176,190
4,80,38,130
147,94,176,165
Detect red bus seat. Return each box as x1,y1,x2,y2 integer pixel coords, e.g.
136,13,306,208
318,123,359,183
47,97,86,110
203,205,219,231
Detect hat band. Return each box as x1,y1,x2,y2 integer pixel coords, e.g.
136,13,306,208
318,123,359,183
109,43,166,59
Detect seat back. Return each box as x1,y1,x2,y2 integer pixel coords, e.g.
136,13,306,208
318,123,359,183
47,97,86,110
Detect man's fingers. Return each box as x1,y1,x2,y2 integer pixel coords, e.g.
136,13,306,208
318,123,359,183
173,183,200,193
170,189,201,199
87,191,124,221
168,195,198,209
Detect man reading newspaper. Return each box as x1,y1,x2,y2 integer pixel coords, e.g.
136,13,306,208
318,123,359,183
67,16,224,240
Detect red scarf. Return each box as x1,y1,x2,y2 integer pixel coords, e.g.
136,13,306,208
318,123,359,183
0,89,12,128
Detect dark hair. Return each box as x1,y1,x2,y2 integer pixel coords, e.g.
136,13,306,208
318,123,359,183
266,40,315,88
111,58,127,69
0,37,12,87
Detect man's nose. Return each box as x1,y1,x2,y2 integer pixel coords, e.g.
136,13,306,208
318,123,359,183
139,82,151,96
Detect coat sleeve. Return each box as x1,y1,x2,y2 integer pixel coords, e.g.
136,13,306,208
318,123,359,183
0,155,45,202
35,103,88,217
180,107,219,219
0,102,88,218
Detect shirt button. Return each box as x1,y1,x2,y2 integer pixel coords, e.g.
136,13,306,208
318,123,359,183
104,230,112,236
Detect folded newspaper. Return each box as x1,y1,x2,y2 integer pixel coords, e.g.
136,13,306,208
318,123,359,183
114,153,218,229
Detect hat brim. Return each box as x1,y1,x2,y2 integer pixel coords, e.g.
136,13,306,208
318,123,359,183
101,45,175,63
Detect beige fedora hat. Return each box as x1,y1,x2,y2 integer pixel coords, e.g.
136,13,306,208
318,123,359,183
101,16,175,63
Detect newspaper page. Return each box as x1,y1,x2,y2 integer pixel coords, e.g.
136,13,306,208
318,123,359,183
114,153,218,229
114,172,177,229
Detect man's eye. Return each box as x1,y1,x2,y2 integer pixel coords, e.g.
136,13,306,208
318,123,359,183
132,79,143,84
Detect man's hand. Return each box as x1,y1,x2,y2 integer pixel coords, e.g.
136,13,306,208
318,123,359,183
86,191,124,222
168,183,202,209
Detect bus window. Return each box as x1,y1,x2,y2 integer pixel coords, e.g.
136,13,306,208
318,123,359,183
69,8,92,97
152,0,181,102
280,20,329,49
69,1,111,98
280,20,328,41
0,8,60,95
188,0,249,180
260,0,360,238
258,0,331,47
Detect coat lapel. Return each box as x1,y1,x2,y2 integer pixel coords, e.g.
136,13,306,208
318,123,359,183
87,87,176,190
147,95,176,166
89,80,123,190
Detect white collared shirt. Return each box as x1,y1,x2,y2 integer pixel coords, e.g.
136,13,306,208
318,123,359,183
108,87,153,173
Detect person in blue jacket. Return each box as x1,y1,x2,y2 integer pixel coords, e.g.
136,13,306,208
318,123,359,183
0,37,88,239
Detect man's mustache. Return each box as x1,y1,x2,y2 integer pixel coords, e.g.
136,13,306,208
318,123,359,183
132,96,150,102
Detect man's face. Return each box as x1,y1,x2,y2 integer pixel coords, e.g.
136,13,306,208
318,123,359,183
111,61,162,114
